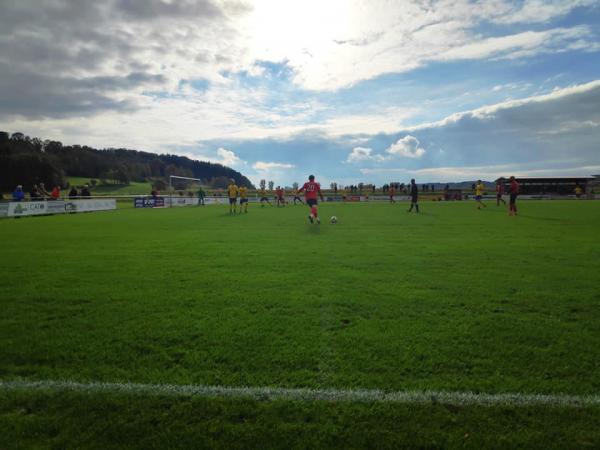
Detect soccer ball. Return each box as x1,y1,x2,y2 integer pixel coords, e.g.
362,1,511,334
330,216,338,224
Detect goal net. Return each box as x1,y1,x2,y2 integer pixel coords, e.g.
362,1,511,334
167,175,204,207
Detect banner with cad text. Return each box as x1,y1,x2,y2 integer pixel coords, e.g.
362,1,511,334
7,201,49,217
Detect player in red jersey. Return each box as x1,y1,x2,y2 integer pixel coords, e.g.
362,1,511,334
496,179,506,206
508,176,519,216
276,186,286,207
297,175,325,224
389,184,396,203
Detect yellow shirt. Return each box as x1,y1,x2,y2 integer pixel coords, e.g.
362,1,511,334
239,186,247,198
227,184,238,198
259,189,267,197
475,183,484,196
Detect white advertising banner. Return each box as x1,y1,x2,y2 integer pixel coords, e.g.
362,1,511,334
4,199,116,218
7,201,49,217
164,197,199,207
204,197,229,205
65,199,117,212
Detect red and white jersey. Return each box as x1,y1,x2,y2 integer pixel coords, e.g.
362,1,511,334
301,181,321,199
510,180,519,194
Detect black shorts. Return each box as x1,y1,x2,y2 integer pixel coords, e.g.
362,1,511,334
307,198,317,207
229,197,237,204
240,198,248,204
509,193,518,204
260,197,268,202
411,196,418,203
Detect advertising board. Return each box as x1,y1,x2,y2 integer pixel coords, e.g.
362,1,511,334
7,201,49,217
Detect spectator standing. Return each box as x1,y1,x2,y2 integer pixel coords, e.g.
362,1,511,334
68,186,78,199
12,185,25,201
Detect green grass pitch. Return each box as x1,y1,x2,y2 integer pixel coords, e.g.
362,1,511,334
1,200,600,448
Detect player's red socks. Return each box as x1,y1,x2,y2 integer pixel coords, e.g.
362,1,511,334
311,206,318,217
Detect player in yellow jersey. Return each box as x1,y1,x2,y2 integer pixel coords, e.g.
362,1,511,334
227,179,238,215
239,185,248,213
292,189,304,205
475,180,486,209
259,187,273,207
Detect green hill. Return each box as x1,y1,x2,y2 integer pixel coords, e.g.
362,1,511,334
0,131,255,192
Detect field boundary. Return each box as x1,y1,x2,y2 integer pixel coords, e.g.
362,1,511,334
2,379,600,408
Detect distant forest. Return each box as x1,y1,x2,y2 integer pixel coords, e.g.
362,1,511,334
0,131,254,191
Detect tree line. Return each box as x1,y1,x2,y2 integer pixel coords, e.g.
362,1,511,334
0,131,254,192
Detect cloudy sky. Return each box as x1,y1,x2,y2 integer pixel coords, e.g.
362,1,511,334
2,0,600,185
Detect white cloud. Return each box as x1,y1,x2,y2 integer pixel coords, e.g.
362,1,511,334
177,147,244,167
243,0,596,91
493,0,597,24
385,135,426,159
315,106,418,136
253,161,295,171
353,81,600,183
438,27,592,63
216,148,243,166
2,0,598,151
346,147,382,163
492,82,533,92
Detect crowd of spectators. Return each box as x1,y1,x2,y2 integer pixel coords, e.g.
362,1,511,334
6,184,93,202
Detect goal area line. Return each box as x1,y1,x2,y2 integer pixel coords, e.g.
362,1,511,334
2,379,599,408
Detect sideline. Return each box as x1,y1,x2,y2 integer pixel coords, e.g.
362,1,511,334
2,379,600,408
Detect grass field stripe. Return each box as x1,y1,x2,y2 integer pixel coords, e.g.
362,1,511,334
2,379,600,408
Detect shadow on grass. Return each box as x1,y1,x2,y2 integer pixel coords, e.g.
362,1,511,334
307,224,321,234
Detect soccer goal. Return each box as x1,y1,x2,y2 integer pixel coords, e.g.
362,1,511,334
167,175,204,207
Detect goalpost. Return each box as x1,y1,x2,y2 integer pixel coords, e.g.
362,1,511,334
168,175,204,207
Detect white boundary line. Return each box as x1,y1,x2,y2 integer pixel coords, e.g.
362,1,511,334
2,379,600,408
